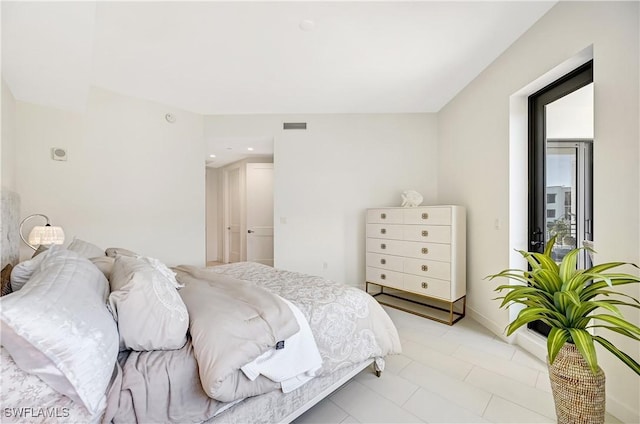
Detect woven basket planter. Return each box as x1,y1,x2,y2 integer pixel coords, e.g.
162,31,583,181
548,343,606,424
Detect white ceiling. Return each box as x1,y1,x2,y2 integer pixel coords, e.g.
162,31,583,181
1,1,556,166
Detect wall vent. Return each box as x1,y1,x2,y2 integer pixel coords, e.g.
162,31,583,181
283,122,307,130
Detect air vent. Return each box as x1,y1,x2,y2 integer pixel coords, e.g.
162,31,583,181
283,122,307,130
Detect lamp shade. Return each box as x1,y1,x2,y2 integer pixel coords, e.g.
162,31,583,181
19,214,65,250
28,225,65,246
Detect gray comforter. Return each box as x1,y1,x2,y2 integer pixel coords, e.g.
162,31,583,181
108,262,401,424
176,267,300,402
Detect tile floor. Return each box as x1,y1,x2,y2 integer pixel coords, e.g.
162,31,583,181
294,306,622,424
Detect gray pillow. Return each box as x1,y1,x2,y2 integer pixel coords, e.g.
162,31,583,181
67,238,105,259
90,256,115,280
108,256,188,351
105,247,139,258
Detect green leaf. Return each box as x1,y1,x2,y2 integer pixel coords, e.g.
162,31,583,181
587,300,623,317
531,268,562,293
544,235,556,256
581,279,640,300
586,325,640,341
506,308,564,335
487,271,534,286
498,287,552,308
568,328,599,374
589,314,640,336
593,336,640,375
547,328,569,365
559,248,581,284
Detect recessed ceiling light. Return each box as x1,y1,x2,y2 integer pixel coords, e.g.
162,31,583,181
247,147,254,151
299,19,315,31
209,154,216,158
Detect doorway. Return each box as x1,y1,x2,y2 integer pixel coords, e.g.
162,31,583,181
527,61,594,336
217,159,274,265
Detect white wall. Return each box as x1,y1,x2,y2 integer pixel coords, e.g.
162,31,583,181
206,114,438,286
437,2,639,421
15,87,206,266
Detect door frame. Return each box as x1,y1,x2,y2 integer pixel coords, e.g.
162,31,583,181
221,161,245,263
526,60,593,337
528,60,593,253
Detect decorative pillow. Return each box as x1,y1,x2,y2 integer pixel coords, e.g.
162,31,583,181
67,238,105,259
1,264,13,296
32,243,50,257
9,246,57,291
90,256,116,280
105,247,139,258
0,249,118,416
108,256,188,351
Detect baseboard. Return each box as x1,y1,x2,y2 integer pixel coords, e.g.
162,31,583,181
514,328,547,363
466,306,512,343
606,396,639,424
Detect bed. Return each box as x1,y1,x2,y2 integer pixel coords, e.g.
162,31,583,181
0,241,401,423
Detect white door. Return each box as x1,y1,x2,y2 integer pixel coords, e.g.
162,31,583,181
246,163,274,266
224,166,242,263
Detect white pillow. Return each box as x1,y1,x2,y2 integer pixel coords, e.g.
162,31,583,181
0,249,118,416
67,238,105,258
9,245,59,291
108,256,188,351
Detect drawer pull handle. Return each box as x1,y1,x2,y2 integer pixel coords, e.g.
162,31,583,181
421,230,429,237
381,213,387,219
381,243,387,250
421,282,428,289
421,265,429,272
421,212,429,220
380,228,387,234
381,274,386,280
421,247,429,254
380,259,386,265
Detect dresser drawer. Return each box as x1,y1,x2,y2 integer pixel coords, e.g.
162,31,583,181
366,238,404,256
402,241,451,262
404,274,451,300
366,224,403,240
366,267,403,290
403,225,451,243
403,257,451,280
367,208,402,224
367,253,403,272
403,207,451,225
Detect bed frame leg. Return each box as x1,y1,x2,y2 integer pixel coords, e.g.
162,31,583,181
373,359,383,378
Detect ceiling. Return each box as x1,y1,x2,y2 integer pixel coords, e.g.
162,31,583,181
1,1,556,166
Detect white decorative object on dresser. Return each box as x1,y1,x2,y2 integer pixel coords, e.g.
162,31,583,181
365,205,466,325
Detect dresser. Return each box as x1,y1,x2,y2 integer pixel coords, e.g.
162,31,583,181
365,205,466,325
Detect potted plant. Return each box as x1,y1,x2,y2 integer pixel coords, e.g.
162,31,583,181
487,237,640,424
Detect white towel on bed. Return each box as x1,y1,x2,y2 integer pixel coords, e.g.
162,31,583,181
241,297,322,392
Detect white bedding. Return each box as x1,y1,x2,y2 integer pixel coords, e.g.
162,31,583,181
0,347,96,424
241,296,322,393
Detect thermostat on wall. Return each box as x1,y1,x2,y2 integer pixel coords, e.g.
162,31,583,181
51,147,67,161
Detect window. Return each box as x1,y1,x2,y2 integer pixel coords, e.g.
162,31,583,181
528,60,593,337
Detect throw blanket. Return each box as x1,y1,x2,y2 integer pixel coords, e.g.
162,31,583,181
174,266,300,402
